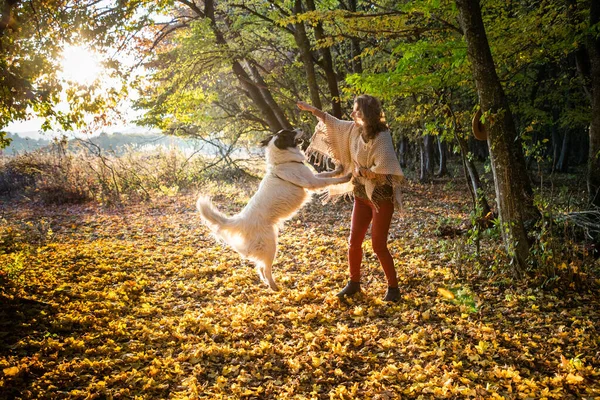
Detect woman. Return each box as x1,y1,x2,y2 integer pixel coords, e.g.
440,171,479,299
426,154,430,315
297,95,404,302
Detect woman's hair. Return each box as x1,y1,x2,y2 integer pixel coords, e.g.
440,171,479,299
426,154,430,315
354,95,388,140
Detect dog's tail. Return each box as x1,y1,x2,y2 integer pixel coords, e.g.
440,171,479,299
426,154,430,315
196,196,235,231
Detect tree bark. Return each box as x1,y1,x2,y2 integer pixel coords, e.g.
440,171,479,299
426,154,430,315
587,0,600,207
305,0,342,118
293,0,322,110
447,102,492,216
397,135,409,168
566,0,592,103
347,0,363,74
557,130,570,173
436,136,448,177
420,135,434,182
247,62,292,131
198,0,290,132
229,61,287,132
457,133,492,216
455,0,537,271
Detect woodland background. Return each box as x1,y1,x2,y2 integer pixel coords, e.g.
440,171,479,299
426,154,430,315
1,0,600,398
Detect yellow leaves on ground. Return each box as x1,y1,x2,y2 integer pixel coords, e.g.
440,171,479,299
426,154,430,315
0,186,599,399
2,366,19,377
437,287,455,299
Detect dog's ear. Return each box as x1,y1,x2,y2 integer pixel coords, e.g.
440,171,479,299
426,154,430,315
260,135,273,147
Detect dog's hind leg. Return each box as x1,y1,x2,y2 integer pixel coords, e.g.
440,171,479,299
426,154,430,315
255,263,267,285
262,259,279,291
253,233,279,291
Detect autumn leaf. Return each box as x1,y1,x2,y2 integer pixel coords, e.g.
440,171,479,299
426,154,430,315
566,373,584,385
437,287,455,299
3,366,20,377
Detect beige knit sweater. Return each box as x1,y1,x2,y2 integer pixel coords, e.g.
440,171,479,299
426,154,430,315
306,113,404,209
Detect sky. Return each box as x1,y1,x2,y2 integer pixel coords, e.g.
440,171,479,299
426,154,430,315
5,41,154,139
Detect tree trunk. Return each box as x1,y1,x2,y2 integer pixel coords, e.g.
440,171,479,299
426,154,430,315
305,0,342,118
397,135,409,168
436,136,448,177
203,0,290,132
587,0,600,207
230,62,287,132
447,101,492,216
419,138,426,182
455,0,537,271
420,135,434,182
347,0,363,74
457,133,492,216
557,130,570,173
293,0,321,110
566,0,592,103
247,62,292,131
551,125,560,172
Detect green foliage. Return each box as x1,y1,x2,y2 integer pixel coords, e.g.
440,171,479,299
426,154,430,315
438,286,478,314
528,193,600,290
0,251,26,290
133,1,311,145
0,1,130,135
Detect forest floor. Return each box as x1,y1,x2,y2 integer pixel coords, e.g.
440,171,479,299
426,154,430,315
0,176,599,399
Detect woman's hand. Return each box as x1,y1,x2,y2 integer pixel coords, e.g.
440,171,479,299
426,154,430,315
353,162,371,179
297,101,326,120
297,101,313,112
360,167,377,180
353,162,379,181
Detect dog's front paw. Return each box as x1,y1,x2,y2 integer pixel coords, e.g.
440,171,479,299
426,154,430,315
342,172,353,182
332,163,344,174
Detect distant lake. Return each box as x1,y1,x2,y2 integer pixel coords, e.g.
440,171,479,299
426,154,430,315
1,132,260,158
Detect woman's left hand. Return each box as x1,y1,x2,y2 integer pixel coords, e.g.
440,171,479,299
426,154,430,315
353,162,375,179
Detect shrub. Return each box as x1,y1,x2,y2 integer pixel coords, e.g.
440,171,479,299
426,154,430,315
0,141,261,206
0,143,91,204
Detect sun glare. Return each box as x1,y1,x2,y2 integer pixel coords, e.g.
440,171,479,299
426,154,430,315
60,45,102,86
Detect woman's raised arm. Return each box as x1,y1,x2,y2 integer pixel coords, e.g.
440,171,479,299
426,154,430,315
297,101,327,121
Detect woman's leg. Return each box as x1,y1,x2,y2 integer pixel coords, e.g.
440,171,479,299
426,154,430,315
348,197,373,283
370,199,398,287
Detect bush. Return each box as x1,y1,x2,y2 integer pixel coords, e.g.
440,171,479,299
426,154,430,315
0,144,91,204
528,207,600,290
0,157,39,196
0,141,260,206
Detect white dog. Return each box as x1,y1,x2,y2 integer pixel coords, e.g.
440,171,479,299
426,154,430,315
196,129,350,290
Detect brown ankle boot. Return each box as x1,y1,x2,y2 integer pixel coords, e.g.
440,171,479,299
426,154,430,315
384,287,400,302
337,281,361,298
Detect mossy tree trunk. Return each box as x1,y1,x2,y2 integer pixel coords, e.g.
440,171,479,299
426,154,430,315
455,0,538,272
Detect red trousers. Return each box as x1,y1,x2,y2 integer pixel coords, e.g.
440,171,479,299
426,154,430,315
348,197,398,287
